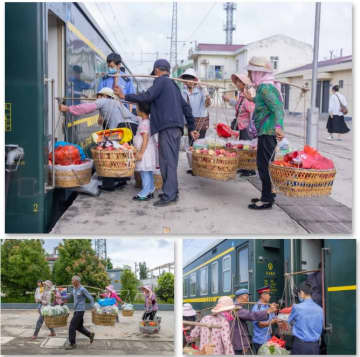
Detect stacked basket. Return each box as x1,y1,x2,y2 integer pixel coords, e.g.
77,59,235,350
92,311,117,326
237,149,257,171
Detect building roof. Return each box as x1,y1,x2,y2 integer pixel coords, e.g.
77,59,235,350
279,55,352,75
46,257,58,262
196,43,244,52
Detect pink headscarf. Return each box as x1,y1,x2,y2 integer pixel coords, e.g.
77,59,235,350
251,71,283,102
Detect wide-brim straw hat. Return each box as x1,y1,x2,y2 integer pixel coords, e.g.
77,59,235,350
231,73,252,86
183,303,197,317
97,87,116,99
244,56,273,73
211,296,235,314
140,286,151,293
179,68,199,81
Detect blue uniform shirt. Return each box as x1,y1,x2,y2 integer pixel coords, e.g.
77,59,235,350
288,298,323,342
252,302,275,345
64,285,94,312
98,75,135,96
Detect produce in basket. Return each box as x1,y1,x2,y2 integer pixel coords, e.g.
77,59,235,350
41,305,70,317
122,303,135,311
94,302,118,315
258,337,289,355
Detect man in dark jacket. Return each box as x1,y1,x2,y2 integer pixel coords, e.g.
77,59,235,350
116,59,199,206
232,289,278,355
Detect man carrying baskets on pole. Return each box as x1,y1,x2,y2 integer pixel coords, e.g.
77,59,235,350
63,276,95,350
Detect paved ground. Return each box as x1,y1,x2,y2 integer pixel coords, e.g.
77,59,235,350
51,109,352,235
0,310,174,355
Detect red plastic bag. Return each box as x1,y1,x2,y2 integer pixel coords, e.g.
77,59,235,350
50,145,81,165
216,123,239,138
269,336,286,348
279,306,293,314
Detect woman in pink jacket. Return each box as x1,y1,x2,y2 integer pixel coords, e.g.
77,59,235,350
101,285,123,322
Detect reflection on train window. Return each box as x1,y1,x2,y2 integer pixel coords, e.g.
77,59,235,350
239,246,249,283
183,278,188,298
190,272,196,296
200,266,208,296
222,255,231,292
211,261,219,294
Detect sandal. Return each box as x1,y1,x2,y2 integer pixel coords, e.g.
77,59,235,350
248,201,273,210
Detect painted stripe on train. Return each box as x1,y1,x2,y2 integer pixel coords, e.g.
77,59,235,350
327,285,356,292
183,247,235,277
67,22,106,60
183,295,234,303
67,114,99,128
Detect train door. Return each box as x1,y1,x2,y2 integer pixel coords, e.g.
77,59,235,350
323,240,356,355
300,239,322,271
46,11,65,190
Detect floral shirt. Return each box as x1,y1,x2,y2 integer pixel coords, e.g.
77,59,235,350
190,314,234,355
253,84,284,136
234,94,255,130
145,293,158,313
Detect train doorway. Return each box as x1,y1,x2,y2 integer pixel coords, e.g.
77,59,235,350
300,239,322,271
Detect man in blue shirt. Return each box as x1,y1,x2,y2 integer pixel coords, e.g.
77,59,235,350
69,65,92,105
64,276,95,350
117,59,199,207
288,281,323,355
252,286,277,353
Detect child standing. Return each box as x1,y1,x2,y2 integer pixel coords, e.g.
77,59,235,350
133,102,158,201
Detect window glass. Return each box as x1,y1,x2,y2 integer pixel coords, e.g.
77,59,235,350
190,273,196,296
200,267,208,295
183,278,188,297
239,247,249,283
223,255,231,292
211,262,219,294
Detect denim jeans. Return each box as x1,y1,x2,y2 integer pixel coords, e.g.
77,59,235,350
138,171,155,198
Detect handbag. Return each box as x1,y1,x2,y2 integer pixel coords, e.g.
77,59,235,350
231,97,245,130
335,94,348,115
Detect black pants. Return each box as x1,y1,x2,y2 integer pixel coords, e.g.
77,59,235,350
158,127,182,201
69,311,91,345
291,337,319,355
188,128,207,147
142,311,156,321
257,135,277,203
234,349,249,355
253,343,262,354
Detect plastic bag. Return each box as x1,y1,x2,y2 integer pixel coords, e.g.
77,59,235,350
258,342,290,355
73,174,100,197
97,298,116,307
54,141,86,160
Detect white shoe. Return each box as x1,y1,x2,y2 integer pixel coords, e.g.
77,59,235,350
327,136,334,140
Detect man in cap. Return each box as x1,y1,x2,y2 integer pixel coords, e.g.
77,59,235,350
63,276,95,350
232,289,278,355
251,286,278,353
288,281,323,355
116,59,199,206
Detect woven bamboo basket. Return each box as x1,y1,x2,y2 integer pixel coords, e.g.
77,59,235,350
122,309,135,317
91,148,136,178
134,171,163,190
92,311,117,326
192,151,238,181
44,314,69,328
269,164,336,197
237,149,257,171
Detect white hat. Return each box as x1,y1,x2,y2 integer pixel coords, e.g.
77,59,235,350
179,68,199,81
245,56,273,73
183,303,197,317
97,87,116,99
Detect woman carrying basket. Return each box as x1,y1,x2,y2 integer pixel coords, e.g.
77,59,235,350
101,285,123,322
141,286,158,321
244,57,285,210
223,73,256,177
32,280,56,339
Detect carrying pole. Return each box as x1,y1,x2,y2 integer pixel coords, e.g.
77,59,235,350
306,2,321,148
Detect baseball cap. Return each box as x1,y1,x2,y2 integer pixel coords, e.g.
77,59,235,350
150,59,171,75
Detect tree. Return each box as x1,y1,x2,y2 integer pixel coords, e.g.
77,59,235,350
1,239,51,299
155,272,174,303
139,262,148,280
120,269,139,303
104,257,113,270
53,239,110,290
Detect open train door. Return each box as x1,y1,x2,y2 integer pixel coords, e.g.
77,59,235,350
323,239,356,354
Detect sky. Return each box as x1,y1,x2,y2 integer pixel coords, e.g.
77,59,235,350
43,238,174,271
85,2,352,74
183,239,222,266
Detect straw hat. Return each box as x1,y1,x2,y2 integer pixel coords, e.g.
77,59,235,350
179,68,199,81
97,87,116,99
106,285,116,294
44,280,53,289
231,73,252,86
140,286,151,293
183,303,197,317
245,56,273,73
211,296,235,314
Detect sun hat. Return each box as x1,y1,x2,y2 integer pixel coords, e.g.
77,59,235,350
231,73,252,86
179,68,199,81
97,87,116,99
140,285,151,293
106,285,116,294
183,303,197,317
234,288,249,297
44,280,53,289
245,56,273,73
211,296,235,314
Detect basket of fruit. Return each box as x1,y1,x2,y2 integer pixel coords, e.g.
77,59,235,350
269,145,336,198
41,305,70,328
139,316,161,334
91,141,136,178
225,142,257,171
191,147,238,181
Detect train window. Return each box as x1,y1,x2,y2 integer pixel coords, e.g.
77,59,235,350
239,247,249,283
200,266,208,295
190,272,196,296
223,255,231,292
183,278,188,298
211,261,219,294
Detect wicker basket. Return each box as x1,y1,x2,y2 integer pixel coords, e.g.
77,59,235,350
134,171,163,190
44,314,69,328
237,149,257,171
91,148,136,178
49,160,93,188
192,151,238,181
91,311,117,326
122,309,134,317
269,164,336,197
277,316,292,336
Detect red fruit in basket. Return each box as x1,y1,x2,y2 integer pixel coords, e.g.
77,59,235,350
237,144,243,149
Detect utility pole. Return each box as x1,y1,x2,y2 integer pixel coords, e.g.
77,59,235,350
170,2,178,72
223,2,236,45
94,239,107,261
306,2,321,148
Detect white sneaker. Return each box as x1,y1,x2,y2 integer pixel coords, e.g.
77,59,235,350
327,135,334,140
